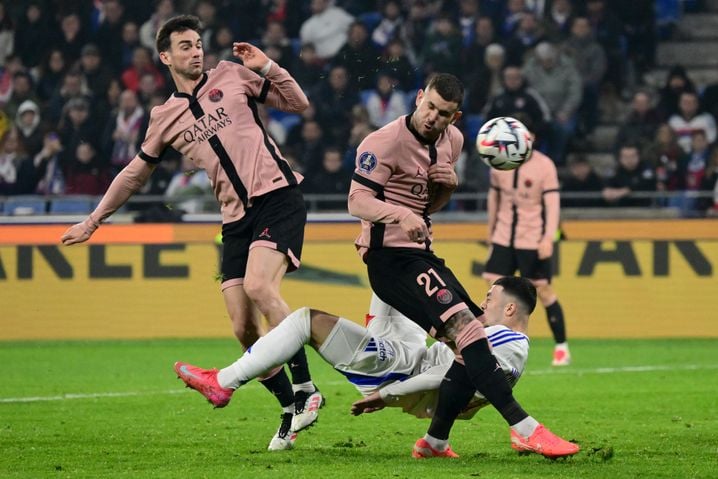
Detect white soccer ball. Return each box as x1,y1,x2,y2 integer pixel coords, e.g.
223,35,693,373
476,116,533,170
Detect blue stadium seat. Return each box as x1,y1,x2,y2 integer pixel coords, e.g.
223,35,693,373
4,196,47,215
290,38,302,56
358,11,382,33
360,89,373,106
465,114,485,142
279,114,301,131
49,197,93,214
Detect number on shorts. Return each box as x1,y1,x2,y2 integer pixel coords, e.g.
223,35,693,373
416,268,447,297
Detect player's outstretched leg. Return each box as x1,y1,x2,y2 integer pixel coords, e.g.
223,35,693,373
412,438,459,458
174,362,234,408
510,424,580,458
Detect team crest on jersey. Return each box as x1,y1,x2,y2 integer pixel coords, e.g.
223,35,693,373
524,179,533,188
358,151,378,174
208,88,223,102
436,288,453,304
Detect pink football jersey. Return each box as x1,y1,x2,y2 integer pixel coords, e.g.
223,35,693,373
488,150,560,249
139,60,307,223
349,114,463,258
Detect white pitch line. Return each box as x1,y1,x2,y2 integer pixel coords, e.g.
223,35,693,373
1,363,717,404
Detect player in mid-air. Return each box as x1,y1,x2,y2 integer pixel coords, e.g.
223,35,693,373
175,276,544,457
346,73,579,457
60,15,322,450
483,127,571,366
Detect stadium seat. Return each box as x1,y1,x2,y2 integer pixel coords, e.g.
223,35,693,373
357,11,382,33
464,114,485,141
49,197,94,214
279,114,301,131
360,89,373,106
4,196,47,215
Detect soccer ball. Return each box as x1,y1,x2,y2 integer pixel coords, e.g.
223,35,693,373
476,117,533,170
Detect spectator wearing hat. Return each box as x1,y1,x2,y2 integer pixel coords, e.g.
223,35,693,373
58,97,99,168
79,44,114,102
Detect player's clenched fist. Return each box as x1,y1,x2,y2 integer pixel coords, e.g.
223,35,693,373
428,162,457,189
61,216,99,245
399,212,429,243
232,42,270,72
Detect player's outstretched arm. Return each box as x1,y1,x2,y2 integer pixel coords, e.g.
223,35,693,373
233,42,308,113
61,156,155,245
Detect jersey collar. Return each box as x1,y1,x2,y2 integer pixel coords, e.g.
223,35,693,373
405,113,438,146
173,72,208,100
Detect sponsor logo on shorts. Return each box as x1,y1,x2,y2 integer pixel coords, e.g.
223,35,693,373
436,288,453,304
259,227,271,239
208,88,223,102
357,151,378,174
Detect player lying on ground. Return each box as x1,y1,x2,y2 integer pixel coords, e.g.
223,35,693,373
175,276,579,458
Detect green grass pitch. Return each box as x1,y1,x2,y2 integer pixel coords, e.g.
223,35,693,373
1,338,716,478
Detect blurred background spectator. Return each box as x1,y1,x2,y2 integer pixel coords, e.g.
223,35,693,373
0,0,714,216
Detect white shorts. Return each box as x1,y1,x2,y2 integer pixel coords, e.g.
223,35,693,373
318,318,426,395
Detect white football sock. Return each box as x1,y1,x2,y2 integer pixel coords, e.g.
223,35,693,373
511,416,540,438
423,434,448,452
292,381,315,394
217,307,312,389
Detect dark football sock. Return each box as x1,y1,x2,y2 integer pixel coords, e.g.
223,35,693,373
461,338,528,425
427,361,476,440
546,300,567,344
259,367,294,408
288,347,312,385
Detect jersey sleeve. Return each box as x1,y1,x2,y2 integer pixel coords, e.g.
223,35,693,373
229,60,308,113
348,135,413,224
138,107,166,164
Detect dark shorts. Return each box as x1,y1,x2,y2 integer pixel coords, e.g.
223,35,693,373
221,186,306,282
366,248,482,337
484,243,552,282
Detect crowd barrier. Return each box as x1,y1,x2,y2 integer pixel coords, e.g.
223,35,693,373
1,220,716,340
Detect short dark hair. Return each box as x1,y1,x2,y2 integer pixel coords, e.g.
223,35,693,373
425,73,464,106
156,15,202,53
493,276,537,314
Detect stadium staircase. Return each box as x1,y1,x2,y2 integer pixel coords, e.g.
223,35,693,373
586,0,718,178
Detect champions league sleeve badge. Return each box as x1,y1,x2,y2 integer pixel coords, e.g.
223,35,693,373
357,151,378,174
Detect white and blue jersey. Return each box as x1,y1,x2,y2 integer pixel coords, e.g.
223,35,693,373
317,293,529,419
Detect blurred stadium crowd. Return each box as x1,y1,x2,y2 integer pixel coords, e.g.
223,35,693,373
0,0,717,217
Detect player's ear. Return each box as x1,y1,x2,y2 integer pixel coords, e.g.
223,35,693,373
159,50,171,66
415,89,424,108
450,110,463,124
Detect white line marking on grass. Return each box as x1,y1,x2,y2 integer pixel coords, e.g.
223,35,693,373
0,389,188,404
525,363,718,376
2,363,717,404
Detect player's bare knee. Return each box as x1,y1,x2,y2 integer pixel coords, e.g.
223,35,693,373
243,278,281,311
